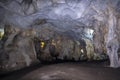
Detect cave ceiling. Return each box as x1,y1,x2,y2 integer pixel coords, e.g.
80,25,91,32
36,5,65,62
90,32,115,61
0,0,120,36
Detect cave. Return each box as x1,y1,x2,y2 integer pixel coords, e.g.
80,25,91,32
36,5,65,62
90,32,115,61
0,0,120,80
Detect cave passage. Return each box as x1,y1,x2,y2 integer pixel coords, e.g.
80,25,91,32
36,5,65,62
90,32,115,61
0,0,120,80
32,26,110,63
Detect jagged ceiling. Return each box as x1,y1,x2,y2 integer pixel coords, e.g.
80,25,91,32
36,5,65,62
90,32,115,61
0,0,120,68
0,0,120,39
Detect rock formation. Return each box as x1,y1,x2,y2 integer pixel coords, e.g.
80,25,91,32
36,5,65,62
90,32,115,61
0,25,38,71
0,0,120,71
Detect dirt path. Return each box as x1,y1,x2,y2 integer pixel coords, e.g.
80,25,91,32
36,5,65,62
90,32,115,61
0,61,120,80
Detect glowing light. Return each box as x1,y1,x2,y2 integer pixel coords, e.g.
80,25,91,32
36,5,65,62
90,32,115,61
0,29,4,40
51,40,56,46
81,49,84,53
84,28,94,39
40,41,45,48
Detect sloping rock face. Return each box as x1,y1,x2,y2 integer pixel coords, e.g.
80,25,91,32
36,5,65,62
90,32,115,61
0,25,38,71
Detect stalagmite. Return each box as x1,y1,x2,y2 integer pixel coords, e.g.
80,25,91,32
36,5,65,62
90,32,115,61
106,36,120,68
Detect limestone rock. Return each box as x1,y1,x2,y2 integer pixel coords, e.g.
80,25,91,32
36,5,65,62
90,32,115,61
84,38,94,60
0,25,38,71
34,24,107,61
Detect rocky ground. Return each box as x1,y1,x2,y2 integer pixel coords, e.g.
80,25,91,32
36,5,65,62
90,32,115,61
0,61,120,80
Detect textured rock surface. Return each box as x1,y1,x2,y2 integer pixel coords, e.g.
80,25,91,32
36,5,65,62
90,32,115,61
33,23,107,62
0,25,38,71
0,0,120,69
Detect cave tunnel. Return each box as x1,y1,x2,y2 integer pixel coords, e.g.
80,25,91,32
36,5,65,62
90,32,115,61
0,0,120,80
33,29,108,63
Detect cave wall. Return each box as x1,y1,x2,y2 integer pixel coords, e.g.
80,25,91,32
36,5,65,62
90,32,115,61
33,22,108,62
93,21,106,55
0,25,38,71
0,22,109,72
0,0,120,70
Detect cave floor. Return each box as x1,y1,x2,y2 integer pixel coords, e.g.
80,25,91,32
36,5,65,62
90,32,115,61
0,61,120,80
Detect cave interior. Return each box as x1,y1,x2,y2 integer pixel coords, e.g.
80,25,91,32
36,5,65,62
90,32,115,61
0,0,120,80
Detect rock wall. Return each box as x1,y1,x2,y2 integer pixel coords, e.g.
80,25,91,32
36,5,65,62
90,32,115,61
0,25,38,71
0,20,110,72
105,7,120,68
33,23,108,62
93,21,106,55
0,0,120,69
